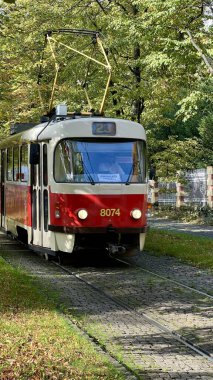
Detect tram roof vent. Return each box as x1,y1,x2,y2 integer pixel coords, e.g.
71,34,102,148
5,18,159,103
10,123,37,135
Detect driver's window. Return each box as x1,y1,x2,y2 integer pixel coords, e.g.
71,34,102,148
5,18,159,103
55,141,73,182
73,153,83,175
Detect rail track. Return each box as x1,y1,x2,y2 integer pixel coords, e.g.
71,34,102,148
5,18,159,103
1,233,213,379
55,259,213,362
115,256,213,301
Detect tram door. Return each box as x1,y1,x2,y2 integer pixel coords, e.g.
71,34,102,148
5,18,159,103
0,150,6,228
31,143,51,248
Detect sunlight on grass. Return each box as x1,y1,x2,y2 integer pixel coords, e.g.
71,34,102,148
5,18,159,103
0,257,124,379
144,229,213,270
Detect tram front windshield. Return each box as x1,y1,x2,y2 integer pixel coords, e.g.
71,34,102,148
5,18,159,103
54,139,146,184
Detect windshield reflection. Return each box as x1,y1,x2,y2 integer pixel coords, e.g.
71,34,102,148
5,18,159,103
54,140,146,183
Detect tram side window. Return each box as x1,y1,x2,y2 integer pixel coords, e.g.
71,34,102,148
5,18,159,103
20,145,29,182
1,150,5,182
7,148,13,181
13,147,19,181
134,142,147,182
54,140,73,182
43,144,48,186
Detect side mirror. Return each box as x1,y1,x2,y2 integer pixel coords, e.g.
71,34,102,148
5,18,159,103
30,143,40,165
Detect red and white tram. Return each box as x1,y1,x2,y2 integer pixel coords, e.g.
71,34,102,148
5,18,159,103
0,106,148,258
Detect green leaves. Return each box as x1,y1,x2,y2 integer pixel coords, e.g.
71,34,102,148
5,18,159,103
150,137,208,179
0,0,212,174
176,91,204,122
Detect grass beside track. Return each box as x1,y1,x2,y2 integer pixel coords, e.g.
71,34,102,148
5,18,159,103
144,229,213,270
0,257,124,380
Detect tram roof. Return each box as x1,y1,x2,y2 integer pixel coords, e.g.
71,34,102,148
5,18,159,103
0,117,146,148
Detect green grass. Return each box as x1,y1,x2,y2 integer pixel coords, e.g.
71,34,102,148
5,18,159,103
144,228,213,270
0,257,125,380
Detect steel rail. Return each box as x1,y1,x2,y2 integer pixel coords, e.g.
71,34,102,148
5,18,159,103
1,231,212,365
0,242,139,380
114,256,213,301
54,261,213,364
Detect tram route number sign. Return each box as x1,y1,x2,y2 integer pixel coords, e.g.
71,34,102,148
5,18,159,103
92,122,116,136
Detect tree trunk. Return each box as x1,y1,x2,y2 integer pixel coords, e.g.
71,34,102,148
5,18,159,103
131,5,144,123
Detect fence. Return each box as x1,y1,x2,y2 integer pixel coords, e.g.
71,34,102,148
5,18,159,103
149,166,213,208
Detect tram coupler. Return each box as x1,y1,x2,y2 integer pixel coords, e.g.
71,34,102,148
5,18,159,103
107,243,126,256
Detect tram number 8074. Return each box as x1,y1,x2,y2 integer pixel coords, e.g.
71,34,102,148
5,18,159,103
100,208,121,217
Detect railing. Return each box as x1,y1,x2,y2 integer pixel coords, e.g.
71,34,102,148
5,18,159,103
149,166,213,208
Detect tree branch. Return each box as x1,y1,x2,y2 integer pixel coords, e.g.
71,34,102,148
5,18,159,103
185,29,213,75
107,0,127,12
93,0,108,13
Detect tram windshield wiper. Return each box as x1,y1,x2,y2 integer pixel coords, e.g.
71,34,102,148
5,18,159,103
125,163,134,185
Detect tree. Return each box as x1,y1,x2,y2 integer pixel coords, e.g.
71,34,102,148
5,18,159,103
150,136,213,179
0,0,212,173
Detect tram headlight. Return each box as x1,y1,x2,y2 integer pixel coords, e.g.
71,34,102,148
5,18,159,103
77,209,88,220
131,209,142,220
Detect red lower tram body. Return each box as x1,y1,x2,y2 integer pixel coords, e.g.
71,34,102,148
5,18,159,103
49,190,147,255
3,183,147,256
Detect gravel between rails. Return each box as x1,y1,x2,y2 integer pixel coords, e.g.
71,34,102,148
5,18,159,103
0,234,213,380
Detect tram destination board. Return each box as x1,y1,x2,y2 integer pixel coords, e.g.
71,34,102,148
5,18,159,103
92,122,116,136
